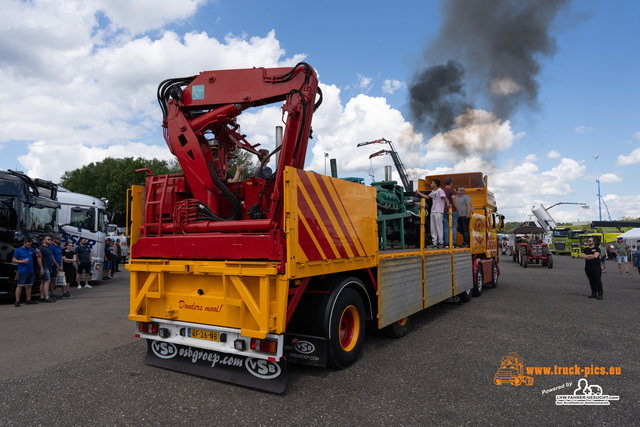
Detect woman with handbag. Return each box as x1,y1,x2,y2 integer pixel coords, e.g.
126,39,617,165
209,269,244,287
62,242,78,296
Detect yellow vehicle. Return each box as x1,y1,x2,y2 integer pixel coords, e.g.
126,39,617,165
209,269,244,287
126,64,503,392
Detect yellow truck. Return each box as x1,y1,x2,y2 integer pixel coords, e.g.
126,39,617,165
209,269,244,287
126,64,503,392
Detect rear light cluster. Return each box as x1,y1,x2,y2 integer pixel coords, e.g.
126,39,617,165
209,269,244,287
138,322,158,334
250,338,277,354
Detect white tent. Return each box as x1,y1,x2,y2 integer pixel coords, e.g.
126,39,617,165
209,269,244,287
617,228,640,243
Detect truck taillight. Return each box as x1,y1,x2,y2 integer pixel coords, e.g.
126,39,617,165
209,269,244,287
138,322,158,334
250,338,277,354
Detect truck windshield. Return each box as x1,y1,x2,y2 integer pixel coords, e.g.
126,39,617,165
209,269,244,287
0,196,17,229
552,229,569,238
22,204,57,232
70,207,95,230
569,230,586,239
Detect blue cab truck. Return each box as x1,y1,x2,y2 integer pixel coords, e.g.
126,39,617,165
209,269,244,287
0,170,59,301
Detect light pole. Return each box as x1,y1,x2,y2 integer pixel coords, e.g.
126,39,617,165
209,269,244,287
324,152,329,175
594,155,601,221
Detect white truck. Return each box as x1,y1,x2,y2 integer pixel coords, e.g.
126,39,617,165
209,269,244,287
57,188,107,281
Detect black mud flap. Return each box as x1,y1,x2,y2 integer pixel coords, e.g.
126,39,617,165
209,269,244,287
144,340,287,394
283,334,327,367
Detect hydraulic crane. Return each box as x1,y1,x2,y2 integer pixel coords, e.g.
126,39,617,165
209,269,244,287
357,138,413,192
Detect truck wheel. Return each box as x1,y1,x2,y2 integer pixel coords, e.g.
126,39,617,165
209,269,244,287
327,288,366,368
381,316,411,338
547,254,553,269
459,287,472,302
523,256,528,268
514,377,522,386
472,265,483,297
489,260,499,288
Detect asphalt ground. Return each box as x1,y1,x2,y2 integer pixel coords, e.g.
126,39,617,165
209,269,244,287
1,255,638,426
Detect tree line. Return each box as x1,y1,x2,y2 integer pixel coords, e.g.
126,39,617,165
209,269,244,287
59,154,258,226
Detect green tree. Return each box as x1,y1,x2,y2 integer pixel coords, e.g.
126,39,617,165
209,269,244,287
59,157,181,226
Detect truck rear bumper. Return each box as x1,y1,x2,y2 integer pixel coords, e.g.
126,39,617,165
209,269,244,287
143,339,287,393
136,318,287,393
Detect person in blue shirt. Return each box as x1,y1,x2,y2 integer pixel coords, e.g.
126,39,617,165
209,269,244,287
50,235,64,298
75,238,93,289
38,235,56,302
12,238,41,307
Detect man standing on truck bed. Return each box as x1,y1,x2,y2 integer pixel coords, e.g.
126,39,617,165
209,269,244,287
415,178,449,247
443,178,460,247
456,186,473,248
580,237,603,300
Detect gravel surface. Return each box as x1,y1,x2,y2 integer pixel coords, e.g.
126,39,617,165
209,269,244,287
1,256,638,425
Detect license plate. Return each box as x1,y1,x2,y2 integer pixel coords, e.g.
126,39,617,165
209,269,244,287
188,328,219,342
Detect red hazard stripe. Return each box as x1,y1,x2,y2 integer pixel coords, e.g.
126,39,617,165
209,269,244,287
297,217,324,261
297,172,349,258
328,178,368,256
313,173,363,257
297,186,339,259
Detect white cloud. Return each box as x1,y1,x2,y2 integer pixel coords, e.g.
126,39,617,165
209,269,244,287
18,141,173,181
574,126,593,134
633,131,640,140
0,0,306,181
357,74,372,91
599,173,622,183
547,150,561,159
381,79,405,94
616,147,640,166
420,109,523,164
525,154,538,162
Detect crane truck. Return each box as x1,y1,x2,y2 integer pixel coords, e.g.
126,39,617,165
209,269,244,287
127,63,502,392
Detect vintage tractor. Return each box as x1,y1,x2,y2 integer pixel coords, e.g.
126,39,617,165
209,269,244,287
509,222,553,268
518,239,553,268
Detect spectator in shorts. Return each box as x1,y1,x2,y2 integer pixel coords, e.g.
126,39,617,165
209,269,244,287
613,237,630,274
12,238,40,306
75,238,93,288
38,235,56,302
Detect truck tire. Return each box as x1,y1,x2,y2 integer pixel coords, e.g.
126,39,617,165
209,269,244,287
381,316,411,338
547,254,554,269
472,265,483,297
459,287,472,302
523,256,528,268
489,260,499,288
327,288,366,368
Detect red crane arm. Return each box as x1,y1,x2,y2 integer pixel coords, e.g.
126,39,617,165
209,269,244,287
160,64,319,213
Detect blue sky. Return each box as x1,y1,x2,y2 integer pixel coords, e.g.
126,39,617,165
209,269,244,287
0,0,638,222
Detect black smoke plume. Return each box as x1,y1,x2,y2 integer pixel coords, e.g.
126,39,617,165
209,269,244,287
408,60,471,135
409,0,572,135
